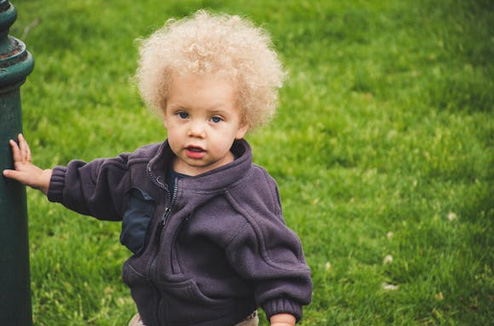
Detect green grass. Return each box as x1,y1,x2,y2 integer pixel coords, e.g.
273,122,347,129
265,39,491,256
11,0,494,325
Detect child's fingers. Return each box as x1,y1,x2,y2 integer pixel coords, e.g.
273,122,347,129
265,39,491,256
3,169,31,186
18,134,31,162
9,139,22,162
3,169,14,178
25,140,32,162
3,169,23,182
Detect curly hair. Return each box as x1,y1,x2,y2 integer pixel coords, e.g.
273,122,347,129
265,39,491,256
135,10,285,130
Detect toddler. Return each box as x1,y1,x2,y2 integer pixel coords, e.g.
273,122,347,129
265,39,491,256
3,10,312,326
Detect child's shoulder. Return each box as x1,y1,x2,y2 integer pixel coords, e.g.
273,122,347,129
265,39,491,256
230,163,281,212
249,163,278,188
127,142,163,163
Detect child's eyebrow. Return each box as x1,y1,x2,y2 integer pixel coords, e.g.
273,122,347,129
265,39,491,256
167,102,234,114
167,104,187,111
207,107,231,115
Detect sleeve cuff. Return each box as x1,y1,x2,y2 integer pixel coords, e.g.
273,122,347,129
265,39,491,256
47,166,67,203
261,298,303,323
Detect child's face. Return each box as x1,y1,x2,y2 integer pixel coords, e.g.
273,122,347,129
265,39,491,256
163,73,249,176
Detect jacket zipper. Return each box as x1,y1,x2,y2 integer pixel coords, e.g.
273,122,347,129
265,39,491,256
146,166,175,226
147,166,178,325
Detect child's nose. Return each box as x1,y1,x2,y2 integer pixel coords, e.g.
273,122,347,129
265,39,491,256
187,120,206,138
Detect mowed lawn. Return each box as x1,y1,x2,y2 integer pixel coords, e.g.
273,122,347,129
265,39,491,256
11,0,494,325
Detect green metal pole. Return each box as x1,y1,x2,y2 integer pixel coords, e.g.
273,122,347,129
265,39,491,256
0,1,34,325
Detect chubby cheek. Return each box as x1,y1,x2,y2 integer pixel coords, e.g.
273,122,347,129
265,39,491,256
211,136,235,155
164,128,181,154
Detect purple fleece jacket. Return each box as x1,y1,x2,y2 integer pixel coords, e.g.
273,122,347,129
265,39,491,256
47,139,312,326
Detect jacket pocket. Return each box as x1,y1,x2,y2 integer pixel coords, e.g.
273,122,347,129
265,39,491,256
157,278,231,325
120,187,155,254
122,260,159,326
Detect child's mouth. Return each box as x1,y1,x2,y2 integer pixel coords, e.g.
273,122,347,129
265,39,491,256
185,146,205,159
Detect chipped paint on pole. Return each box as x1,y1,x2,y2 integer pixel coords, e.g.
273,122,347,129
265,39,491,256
0,1,34,325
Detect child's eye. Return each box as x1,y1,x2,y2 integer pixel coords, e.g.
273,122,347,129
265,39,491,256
178,112,189,119
211,116,223,123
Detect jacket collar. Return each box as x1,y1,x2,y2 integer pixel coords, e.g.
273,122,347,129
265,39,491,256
147,139,253,192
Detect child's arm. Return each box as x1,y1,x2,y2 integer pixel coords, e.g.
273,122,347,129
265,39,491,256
270,313,296,326
2,134,52,195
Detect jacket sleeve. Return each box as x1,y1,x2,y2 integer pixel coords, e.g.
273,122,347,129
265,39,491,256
47,153,130,221
224,172,312,322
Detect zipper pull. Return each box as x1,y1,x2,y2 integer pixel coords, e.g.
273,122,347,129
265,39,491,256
161,207,171,225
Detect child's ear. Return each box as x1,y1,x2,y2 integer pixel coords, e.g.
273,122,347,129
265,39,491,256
235,123,249,139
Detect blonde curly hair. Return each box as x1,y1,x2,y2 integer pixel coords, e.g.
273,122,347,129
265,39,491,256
136,10,285,130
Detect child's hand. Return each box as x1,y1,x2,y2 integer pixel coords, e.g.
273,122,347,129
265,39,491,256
270,313,296,326
2,134,52,195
